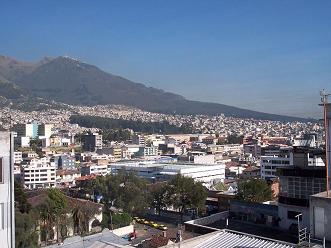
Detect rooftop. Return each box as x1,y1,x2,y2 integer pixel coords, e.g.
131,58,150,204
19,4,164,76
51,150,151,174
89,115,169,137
164,230,295,248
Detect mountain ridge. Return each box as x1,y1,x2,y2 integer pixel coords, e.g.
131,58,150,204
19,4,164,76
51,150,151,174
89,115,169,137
0,55,311,122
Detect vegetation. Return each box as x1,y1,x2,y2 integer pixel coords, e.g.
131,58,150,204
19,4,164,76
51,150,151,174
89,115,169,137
111,213,132,229
226,134,244,144
237,179,273,203
70,115,193,134
38,189,68,244
151,175,208,220
14,182,38,248
101,128,132,142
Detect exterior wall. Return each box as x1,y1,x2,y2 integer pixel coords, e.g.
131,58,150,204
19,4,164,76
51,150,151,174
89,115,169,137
261,155,292,180
309,195,331,241
0,132,15,247
278,203,309,231
112,224,134,236
23,159,56,189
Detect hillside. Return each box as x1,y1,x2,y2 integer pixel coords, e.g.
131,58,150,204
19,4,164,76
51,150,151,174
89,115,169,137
0,55,308,122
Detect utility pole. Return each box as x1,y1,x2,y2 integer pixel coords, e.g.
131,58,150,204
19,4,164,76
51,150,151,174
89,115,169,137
320,90,330,196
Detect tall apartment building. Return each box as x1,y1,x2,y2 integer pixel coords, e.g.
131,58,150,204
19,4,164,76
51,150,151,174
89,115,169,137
260,147,293,180
38,124,53,138
0,132,15,247
22,158,56,189
83,133,103,151
132,134,145,146
13,123,38,138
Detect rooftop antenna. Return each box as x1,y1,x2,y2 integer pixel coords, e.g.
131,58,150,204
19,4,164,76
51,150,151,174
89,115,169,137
320,89,330,196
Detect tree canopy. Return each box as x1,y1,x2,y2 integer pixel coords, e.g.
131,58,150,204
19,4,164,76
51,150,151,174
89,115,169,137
70,115,193,134
236,179,273,203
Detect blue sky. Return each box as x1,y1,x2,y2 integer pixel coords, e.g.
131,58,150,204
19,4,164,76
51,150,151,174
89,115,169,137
1,0,330,118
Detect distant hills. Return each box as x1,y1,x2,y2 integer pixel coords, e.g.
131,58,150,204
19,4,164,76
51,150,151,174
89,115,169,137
0,55,309,122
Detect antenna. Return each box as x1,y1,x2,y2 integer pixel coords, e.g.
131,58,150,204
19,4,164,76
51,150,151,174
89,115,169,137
320,89,330,196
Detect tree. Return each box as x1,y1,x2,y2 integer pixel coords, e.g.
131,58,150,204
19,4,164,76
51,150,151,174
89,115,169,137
151,184,172,215
14,182,38,248
47,189,68,242
38,189,68,244
14,181,31,213
161,175,207,221
15,210,39,248
237,179,273,203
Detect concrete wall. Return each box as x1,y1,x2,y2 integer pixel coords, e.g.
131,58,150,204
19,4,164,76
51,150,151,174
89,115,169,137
310,195,331,241
0,132,15,247
278,203,309,231
112,224,134,236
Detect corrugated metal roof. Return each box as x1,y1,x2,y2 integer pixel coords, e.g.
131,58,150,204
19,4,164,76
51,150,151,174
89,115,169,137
194,230,295,248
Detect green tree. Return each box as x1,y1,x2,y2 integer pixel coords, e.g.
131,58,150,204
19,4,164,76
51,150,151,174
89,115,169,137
151,184,172,215
111,213,132,229
237,179,273,203
14,181,31,213
15,210,39,248
165,175,207,221
14,182,39,248
38,189,68,244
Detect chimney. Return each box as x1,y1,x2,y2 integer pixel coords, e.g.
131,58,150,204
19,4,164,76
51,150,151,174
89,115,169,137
162,231,166,238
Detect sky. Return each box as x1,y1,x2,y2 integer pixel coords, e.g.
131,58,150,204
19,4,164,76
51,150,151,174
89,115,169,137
0,0,330,118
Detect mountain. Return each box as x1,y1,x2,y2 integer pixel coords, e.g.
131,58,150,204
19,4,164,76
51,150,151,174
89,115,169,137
0,55,309,122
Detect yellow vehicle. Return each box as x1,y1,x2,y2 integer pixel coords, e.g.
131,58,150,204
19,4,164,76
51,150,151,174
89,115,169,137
149,221,159,228
137,218,145,224
158,225,168,231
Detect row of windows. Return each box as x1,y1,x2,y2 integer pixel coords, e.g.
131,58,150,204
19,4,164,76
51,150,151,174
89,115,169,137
280,177,326,199
25,169,55,172
262,160,290,165
25,178,55,182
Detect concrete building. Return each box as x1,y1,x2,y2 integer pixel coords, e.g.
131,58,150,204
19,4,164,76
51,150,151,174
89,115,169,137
38,123,53,138
83,133,103,151
22,158,56,189
132,134,145,146
136,146,158,157
260,147,293,180
277,147,327,232
80,162,108,176
111,161,225,188
13,151,23,164
0,132,15,247
56,169,81,187
309,191,331,241
53,154,76,169
13,123,38,138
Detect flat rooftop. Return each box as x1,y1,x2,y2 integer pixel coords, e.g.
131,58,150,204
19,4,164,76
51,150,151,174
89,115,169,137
311,190,331,199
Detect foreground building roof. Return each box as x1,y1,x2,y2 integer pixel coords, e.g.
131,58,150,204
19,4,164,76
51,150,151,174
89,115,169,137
193,230,295,248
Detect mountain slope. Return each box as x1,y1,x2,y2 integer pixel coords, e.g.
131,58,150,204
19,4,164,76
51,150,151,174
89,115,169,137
0,55,308,122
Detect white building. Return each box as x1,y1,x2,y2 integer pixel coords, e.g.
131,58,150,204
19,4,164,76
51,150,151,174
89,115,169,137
111,161,225,188
0,132,15,247
260,147,293,180
38,124,53,139
137,146,158,157
80,162,108,176
56,169,81,187
22,158,56,189
14,151,23,164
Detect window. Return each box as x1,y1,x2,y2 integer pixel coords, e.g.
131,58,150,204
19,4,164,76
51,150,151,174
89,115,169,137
288,211,302,220
0,158,3,183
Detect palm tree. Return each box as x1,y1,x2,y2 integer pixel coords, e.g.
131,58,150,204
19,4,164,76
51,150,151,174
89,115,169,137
72,206,85,235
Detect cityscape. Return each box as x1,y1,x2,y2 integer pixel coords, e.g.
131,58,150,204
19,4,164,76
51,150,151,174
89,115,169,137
1,1,331,248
